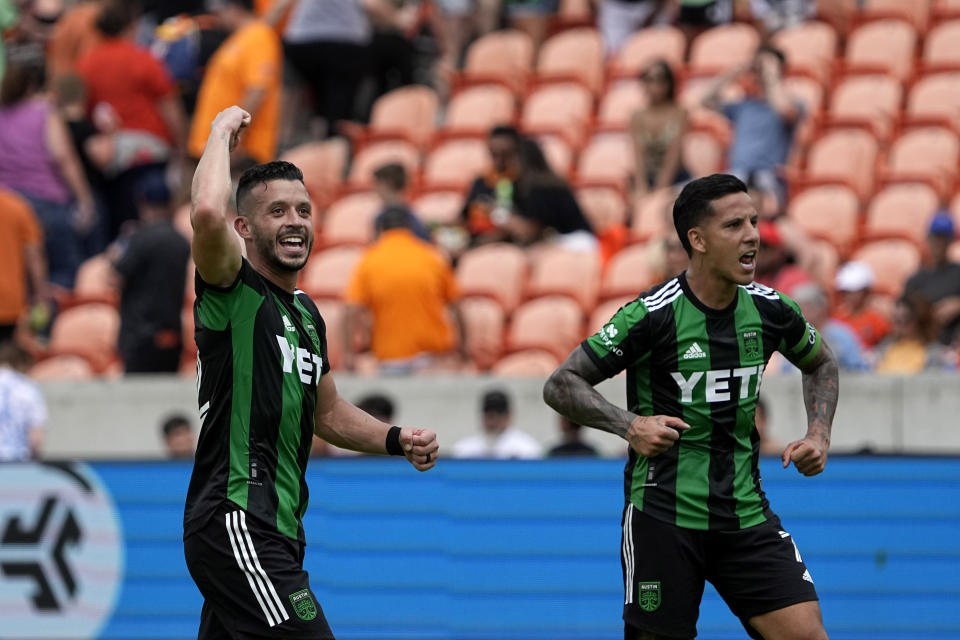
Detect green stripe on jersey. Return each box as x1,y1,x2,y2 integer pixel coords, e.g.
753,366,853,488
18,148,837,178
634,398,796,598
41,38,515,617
733,291,765,527
272,294,305,539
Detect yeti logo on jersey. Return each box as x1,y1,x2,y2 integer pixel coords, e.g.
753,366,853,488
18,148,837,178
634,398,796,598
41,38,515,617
288,588,317,621
638,582,661,612
275,335,322,385
670,365,764,403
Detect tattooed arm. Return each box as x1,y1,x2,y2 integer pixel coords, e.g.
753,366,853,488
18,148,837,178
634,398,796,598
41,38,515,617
543,347,689,457
782,341,839,476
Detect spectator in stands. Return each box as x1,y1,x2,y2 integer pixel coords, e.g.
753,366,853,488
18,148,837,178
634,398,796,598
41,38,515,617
676,0,733,47
452,389,543,459
630,60,689,198
753,220,810,296
832,261,890,348
188,0,281,165
903,214,960,347
372,163,431,242
365,0,417,107
598,0,671,56
791,282,872,372
160,413,196,459
0,340,46,461
46,0,103,82
505,0,557,50
748,0,815,36
344,208,465,374
703,45,803,208
0,188,48,344
511,137,596,250
110,173,191,374
461,125,521,246
547,415,598,457
0,44,94,290
876,293,956,374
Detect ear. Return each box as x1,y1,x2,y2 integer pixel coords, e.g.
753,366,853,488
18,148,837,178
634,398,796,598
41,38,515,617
234,215,252,240
687,226,707,255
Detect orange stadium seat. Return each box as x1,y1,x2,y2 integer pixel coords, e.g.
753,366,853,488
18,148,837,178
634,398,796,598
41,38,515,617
554,0,594,31
851,239,922,295
678,76,737,145
537,135,575,178
299,246,364,299
596,82,647,133
860,0,930,33
312,299,346,370
772,21,837,85
422,139,491,192
577,187,627,232
786,185,860,254
843,19,917,81
459,29,534,94
321,193,381,247
29,354,95,381
948,192,960,224
825,74,902,141
904,73,960,133
797,128,878,199
600,244,657,300
535,28,604,95
71,254,117,306
881,127,959,197
575,134,632,193
280,139,348,209
864,183,940,245
815,0,858,35
783,75,824,147
459,296,506,370
412,191,463,227
922,20,960,73
456,243,528,312
631,187,675,242
805,240,840,291
610,26,686,81
682,130,725,178
933,0,960,22
346,140,420,191
506,295,583,360
364,86,438,149
491,349,560,376
526,247,601,311
687,23,760,77
520,83,594,148
440,85,516,140
47,303,119,372
588,295,636,334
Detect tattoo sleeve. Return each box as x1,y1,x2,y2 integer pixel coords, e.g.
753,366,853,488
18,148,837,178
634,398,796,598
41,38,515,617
799,341,839,446
542,347,636,439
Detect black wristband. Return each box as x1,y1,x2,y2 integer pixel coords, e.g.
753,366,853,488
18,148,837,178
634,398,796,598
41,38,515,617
385,426,403,456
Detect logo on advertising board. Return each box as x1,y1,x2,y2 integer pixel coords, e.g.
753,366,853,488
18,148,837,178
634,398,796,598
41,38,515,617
0,462,123,638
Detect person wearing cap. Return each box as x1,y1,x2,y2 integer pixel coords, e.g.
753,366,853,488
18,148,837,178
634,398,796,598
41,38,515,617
832,261,890,348
753,219,812,296
904,212,960,345
451,389,543,459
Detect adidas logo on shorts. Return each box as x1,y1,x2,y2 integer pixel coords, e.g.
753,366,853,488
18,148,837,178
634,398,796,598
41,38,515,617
682,342,707,360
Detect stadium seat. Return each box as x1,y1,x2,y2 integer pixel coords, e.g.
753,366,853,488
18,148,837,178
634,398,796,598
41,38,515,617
459,296,506,370
933,0,960,22
825,75,902,141
320,193,381,247
456,243,528,312
440,85,516,140
860,0,929,33
491,349,560,377
881,127,959,198
783,76,823,147
609,26,686,81
520,83,594,148
922,20,960,74
346,140,420,191
785,185,860,254
71,254,117,306
631,187,675,242
771,21,837,85
687,23,760,77
682,130,725,178
903,72,960,133
535,28,604,95
363,86,439,149
796,128,879,200
850,239,922,296
299,246,364,299
526,247,601,311
678,76,737,145
312,299,347,370
280,138,348,209
537,135,575,178
506,296,584,360
575,134,632,194
577,187,627,232
843,19,917,81
47,303,119,372
815,0,858,35
422,139,491,192
805,240,840,292
29,354,95,381
864,183,940,245
553,0,594,31
596,82,647,133
412,191,463,227
587,296,636,334
458,29,534,94
600,244,657,300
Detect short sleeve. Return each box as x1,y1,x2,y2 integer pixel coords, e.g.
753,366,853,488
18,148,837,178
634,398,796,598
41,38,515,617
301,297,331,375
721,101,741,122
194,260,256,331
344,257,370,306
25,384,47,430
580,298,651,379
776,293,822,369
10,192,42,247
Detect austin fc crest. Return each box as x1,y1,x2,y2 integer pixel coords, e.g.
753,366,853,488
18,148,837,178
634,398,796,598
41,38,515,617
638,581,661,612
743,331,761,359
289,588,318,621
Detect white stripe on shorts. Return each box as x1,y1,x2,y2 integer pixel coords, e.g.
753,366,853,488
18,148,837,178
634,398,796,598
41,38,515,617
224,511,289,627
623,503,635,604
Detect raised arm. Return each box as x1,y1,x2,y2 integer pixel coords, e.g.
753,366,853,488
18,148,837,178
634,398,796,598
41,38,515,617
190,107,247,287
543,347,688,457
782,341,839,476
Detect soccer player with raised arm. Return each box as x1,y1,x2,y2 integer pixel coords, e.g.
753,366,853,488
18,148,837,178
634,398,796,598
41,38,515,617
182,106,439,639
544,174,839,640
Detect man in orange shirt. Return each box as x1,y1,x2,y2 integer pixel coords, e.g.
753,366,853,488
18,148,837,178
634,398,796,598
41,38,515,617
0,188,47,343
188,0,281,164
46,0,103,82
345,208,466,373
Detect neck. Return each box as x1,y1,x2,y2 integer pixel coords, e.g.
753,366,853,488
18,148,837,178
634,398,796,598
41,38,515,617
247,251,298,293
685,261,739,309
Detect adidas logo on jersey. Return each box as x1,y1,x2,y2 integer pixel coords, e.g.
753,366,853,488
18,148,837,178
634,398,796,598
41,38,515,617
282,315,296,332
682,342,707,360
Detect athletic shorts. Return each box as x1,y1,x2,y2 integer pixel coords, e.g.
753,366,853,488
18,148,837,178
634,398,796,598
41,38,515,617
183,503,335,639
621,504,818,640
677,0,733,26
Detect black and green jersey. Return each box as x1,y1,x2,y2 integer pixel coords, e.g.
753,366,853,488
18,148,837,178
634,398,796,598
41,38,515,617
583,273,822,531
184,259,330,543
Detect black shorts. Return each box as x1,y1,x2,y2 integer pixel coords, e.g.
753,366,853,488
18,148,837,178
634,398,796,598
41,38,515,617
621,505,818,640
677,0,732,26
183,503,335,639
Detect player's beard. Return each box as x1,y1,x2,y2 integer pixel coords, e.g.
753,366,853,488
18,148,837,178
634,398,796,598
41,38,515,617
252,225,313,273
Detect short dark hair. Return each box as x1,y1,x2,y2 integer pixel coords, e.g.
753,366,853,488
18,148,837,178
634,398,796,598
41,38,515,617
96,1,136,37
482,389,511,414
0,44,45,106
236,161,304,216
489,125,521,143
377,206,415,232
356,394,395,423
672,173,748,256
161,414,192,438
640,59,676,102
373,162,407,192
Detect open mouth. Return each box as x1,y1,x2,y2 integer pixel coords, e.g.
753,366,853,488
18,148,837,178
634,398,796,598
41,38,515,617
278,235,306,251
739,251,756,271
